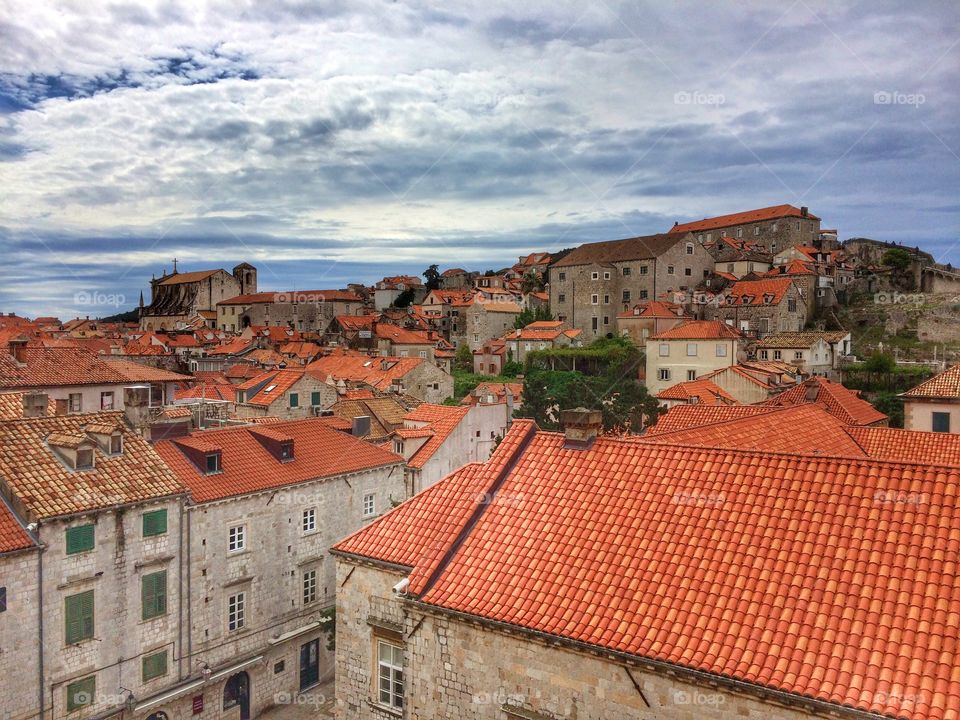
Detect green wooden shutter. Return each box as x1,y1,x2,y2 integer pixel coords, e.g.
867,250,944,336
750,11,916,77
66,676,95,711
289,392,299,408
142,509,168,537
311,390,321,406
142,650,168,681
65,590,94,644
142,571,167,620
65,524,95,554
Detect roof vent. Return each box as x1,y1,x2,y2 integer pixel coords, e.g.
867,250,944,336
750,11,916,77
560,408,603,449
352,415,371,437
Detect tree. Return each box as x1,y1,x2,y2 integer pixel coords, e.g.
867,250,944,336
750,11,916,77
513,304,554,329
423,264,442,291
882,248,911,272
454,343,473,371
863,351,897,373
501,361,524,378
391,288,415,308
872,392,904,428
520,271,545,295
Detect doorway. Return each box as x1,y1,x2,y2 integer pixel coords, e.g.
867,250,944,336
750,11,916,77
223,671,251,720
300,638,320,690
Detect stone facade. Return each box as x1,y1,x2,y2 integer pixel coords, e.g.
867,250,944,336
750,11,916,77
218,292,365,334
142,267,253,331
550,234,714,342
644,335,740,396
0,543,40,720
453,303,521,352
233,374,338,420
335,560,847,720
685,211,821,254
704,282,808,337
904,398,960,433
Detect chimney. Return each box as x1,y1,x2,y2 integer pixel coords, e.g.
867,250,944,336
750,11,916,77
804,381,819,402
352,415,371,437
8,337,28,364
123,385,151,428
800,206,808,217
55,398,68,416
560,408,603,449
22,391,48,418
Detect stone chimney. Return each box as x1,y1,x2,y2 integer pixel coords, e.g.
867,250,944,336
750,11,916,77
800,206,809,217
8,336,28,364
22,391,48,418
804,381,819,402
560,408,603,449
352,415,371,437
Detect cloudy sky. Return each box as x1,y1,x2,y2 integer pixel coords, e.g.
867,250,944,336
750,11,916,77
0,0,957,318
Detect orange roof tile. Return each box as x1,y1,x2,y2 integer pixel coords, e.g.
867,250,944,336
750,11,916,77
399,404,470,469
335,421,960,720
766,376,888,426
670,204,820,233
235,369,307,407
0,496,34,554
645,404,775,435
157,269,219,285
155,417,402,503
722,277,797,306
552,233,692,268
305,355,426,393
901,364,960,399
650,320,742,340
656,379,736,405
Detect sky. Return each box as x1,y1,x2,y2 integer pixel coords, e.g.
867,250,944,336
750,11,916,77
0,0,957,319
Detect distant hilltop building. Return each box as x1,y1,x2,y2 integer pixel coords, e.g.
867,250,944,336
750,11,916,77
139,261,256,330
670,203,821,254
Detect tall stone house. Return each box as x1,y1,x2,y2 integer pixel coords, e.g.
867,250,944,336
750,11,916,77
549,232,714,342
331,415,960,720
900,363,960,433
153,418,405,720
614,300,689,345
703,277,808,336
502,322,582,364
644,320,742,396
141,264,256,330
216,290,364,333
755,330,852,377
454,300,523,351
306,355,453,405
233,368,338,419
0,410,188,720
669,204,821,254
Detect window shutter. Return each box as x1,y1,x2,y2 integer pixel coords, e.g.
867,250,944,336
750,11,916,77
143,509,167,537
311,391,321,406
66,590,94,644
142,571,167,620
66,524,94,554
143,651,168,681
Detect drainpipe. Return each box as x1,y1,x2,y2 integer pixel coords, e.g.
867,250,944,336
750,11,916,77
178,499,185,680
37,538,44,720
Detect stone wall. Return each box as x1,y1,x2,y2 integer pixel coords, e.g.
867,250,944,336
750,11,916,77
0,548,40,720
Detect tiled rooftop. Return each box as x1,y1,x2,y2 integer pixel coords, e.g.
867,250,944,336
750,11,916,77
902,364,960,399
670,204,820,233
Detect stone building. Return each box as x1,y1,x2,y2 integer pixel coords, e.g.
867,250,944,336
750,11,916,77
420,289,476,340
703,277,808,336
141,264,255,331
700,360,802,404
454,300,523,351
216,290,364,333
755,330,852,376
901,364,960,433
644,320,743,396
708,235,773,277
502,322,582,365
306,355,453,405
373,276,425,311
670,204,821,254
331,416,959,720
151,418,405,720
233,368,337,419
614,300,689,345
0,410,188,720
549,232,714,342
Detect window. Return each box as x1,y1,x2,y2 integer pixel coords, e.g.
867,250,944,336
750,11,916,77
686,243,694,255
227,592,245,631
603,272,610,280
603,295,610,304
393,440,403,455
109,435,122,454
591,317,598,331
933,412,951,433
794,351,803,360
603,316,609,326
754,226,760,235
142,509,167,537
639,290,648,300
684,268,692,276
705,233,712,241
418,350,427,359
302,508,316,533
66,524,95,554
100,391,114,410
716,344,727,357
623,267,631,276
796,221,801,230
639,265,648,275
228,525,245,553
736,228,743,238
659,343,669,357
590,294,599,305
205,452,221,474
0,586,5,612
773,350,782,360
667,265,675,274
76,448,94,469
66,676,95,712
788,298,797,313
142,571,167,620
622,290,631,303
363,494,376,518
289,392,299,408
302,569,318,605
65,590,94,644
658,368,671,381
687,370,696,381
558,272,566,281
377,641,404,710
759,349,769,359
142,650,168,681
591,272,599,280
558,293,565,303
68,393,82,413
686,343,697,357
311,391,322,407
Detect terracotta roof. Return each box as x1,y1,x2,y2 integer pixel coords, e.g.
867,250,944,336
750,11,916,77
336,314,378,331
155,417,402,503
305,355,426,393
0,497,34,554
0,347,186,389
0,391,55,419
757,331,848,349
175,384,233,402
101,358,189,382
670,204,820,233
400,404,470,469
224,363,261,380
329,395,411,440
901,364,960,399
335,421,960,720
656,379,737,405
157,269,220,285
235,369,307,406
217,289,362,305
764,259,816,277
645,404,775,435
552,233,693,268
723,277,797,306
650,320,742,340
616,300,686,319
477,301,522,313
766,377,887,426
208,338,254,356
0,412,186,519
462,382,523,406
374,324,433,345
